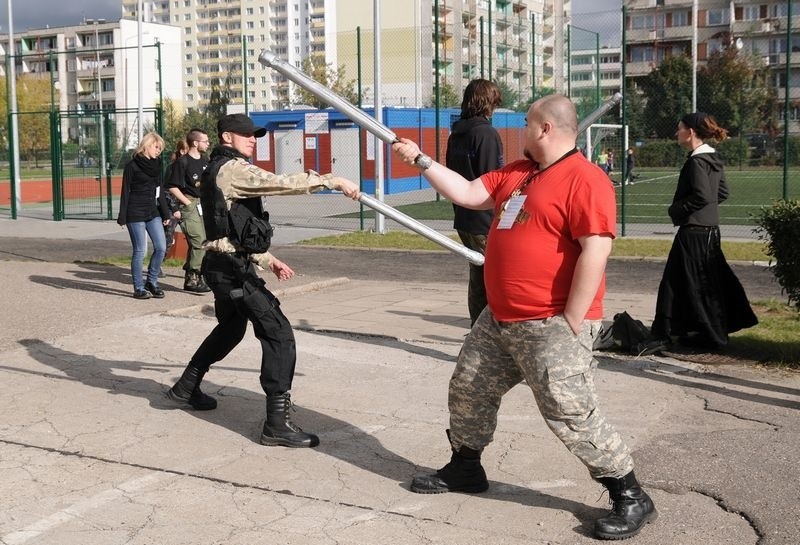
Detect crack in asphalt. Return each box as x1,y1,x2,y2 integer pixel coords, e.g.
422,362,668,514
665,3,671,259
0,438,453,527
699,396,781,430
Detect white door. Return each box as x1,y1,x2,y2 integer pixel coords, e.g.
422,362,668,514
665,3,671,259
274,130,304,173
330,127,360,182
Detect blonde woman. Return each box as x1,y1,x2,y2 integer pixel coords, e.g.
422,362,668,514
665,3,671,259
117,132,171,299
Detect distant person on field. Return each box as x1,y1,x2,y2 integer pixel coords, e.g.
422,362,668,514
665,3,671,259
117,132,171,300
596,148,608,173
624,147,636,185
168,128,212,293
446,78,504,325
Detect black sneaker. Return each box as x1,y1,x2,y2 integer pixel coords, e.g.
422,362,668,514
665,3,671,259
133,289,152,299
144,282,165,298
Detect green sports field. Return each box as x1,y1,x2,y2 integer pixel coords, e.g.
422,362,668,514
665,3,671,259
613,168,800,226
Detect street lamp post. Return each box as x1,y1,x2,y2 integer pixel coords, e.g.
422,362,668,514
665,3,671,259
88,18,107,181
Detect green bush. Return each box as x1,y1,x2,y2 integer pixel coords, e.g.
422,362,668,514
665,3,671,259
755,199,800,310
716,137,750,168
637,139,685,168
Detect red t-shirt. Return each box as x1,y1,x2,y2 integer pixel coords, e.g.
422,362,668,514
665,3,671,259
480,151,617,322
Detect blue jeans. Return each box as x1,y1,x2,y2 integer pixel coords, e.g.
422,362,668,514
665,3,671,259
126,216,167,291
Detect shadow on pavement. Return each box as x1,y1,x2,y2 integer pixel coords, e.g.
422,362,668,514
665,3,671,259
15,337,609,538
599,357,800,411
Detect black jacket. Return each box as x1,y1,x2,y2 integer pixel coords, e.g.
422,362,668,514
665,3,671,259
668,147,730,227
117,154,170,225
445,116,503,234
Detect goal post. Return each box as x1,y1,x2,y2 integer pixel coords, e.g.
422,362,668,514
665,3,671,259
585,124,629,175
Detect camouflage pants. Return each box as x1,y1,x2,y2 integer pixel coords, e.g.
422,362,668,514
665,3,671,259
449,311,634,479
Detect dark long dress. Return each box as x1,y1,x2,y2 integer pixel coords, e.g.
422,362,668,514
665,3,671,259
651,145,757,348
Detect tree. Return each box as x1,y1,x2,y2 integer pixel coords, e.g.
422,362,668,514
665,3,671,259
697,48,772,137
518,86,557,112
638,55,693,138
16,75,57,167
293,57,359,108
623,80,648,142
490,79,519,111
205,82,231,120
426,82,461,108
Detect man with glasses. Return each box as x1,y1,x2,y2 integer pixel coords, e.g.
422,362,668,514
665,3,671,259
168,128,212,292
167,113,360,449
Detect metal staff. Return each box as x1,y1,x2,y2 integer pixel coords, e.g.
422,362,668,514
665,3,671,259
259,51,398,145
259,50,622,266
578,92,622,134
359,194,485,265
259,50,484,265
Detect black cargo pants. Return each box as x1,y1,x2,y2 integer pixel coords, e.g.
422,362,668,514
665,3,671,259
189,251,296,395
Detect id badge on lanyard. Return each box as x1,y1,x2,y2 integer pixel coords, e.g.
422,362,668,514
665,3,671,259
497,195,527,229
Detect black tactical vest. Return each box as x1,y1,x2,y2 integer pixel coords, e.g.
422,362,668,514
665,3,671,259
200,145,273,253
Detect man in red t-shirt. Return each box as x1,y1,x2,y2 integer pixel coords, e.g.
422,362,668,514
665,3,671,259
392,95,656,541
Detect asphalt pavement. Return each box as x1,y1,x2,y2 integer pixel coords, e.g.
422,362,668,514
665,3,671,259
0,216,798,545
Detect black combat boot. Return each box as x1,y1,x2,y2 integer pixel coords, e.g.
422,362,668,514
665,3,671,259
260,393,319,448
595,471,658,540
184,271,210,293
166,365,217,410
410,431,489,494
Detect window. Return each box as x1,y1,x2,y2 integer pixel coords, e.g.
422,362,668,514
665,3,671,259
246,7,253,14
187,93,193,101
742,6,760,21
707,38,725,54
184,13,191,20
185,53,192,60
770,3,800,17
187,80,193,87
631,14,654,30
671,11,688,27
185,27,192,34
601,71,620,80
630,45,654,62
707,8,730,26
573,56,593,65
186,67,193,74
571,72,592,82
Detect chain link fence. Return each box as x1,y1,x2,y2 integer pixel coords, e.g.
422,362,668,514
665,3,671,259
264,9,798,240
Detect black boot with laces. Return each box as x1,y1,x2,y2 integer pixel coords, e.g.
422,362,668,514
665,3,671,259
260,392,319,448
410,431,489,494
166,365,217,411
595,471,657,540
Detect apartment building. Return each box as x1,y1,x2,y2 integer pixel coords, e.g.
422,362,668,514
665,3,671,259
625,0,800,128
335,0,570,108
0,19,181,147
123,0,337,112
569,46,622,105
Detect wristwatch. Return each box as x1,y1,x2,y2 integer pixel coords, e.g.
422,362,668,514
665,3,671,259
414,153,433,171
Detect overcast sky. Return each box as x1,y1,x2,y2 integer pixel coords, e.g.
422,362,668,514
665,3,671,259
0,0,121,33
0,0,621,34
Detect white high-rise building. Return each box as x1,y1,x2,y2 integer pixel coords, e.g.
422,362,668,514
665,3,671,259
122,0,337,112
334,0,571,108
0,18,181,148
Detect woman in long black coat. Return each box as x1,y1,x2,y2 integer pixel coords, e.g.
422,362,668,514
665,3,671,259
651,112,757,350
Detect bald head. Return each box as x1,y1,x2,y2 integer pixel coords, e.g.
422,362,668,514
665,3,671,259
523,94,579,167
529,94,578,136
